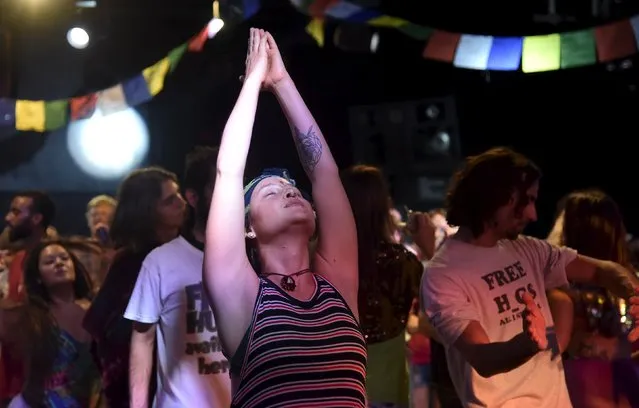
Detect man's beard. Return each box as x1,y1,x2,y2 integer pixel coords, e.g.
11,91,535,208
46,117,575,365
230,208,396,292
505,224,526,240
7,223,33,243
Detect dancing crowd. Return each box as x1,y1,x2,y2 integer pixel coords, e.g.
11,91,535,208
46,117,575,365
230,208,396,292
0,28,638,408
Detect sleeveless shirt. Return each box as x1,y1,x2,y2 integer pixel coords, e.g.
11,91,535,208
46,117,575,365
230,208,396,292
230,274,367,407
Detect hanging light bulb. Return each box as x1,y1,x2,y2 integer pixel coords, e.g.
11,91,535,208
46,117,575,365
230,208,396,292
67,26,90,49
208,0,224,38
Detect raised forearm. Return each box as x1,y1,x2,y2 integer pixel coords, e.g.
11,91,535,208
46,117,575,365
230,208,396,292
594,260,638,300
273,77,337,179
567,256,638,299
216,76,263,177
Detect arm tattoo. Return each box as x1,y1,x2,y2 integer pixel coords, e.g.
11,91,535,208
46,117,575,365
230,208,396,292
294,125,322,174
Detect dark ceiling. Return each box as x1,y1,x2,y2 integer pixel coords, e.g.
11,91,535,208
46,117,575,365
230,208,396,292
2,0,639,101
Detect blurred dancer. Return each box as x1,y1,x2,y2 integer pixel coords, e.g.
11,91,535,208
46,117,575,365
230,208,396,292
83,167,185,407
548,189,639,408
4,240,103,407
422,147,639,407
342,165,428,408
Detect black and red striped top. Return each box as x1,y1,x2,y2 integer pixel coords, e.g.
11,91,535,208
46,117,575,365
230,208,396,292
230,274,367,407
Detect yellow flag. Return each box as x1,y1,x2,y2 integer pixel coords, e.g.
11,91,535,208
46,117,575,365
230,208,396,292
368,15,408,28
15,100,45,132
522,34,561,73
142,57,171,96
306,18,325,47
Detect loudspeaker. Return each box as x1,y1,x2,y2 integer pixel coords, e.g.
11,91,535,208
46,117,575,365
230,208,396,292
349,97,460,210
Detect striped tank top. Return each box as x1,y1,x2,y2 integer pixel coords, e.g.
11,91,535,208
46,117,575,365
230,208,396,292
230,274,367,407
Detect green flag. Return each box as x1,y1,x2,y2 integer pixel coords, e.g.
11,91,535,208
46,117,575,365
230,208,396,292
561,30,596,69
168,43,188,72
44,100,68,131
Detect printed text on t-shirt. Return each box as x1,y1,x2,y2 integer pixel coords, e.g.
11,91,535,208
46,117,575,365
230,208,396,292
480,261,541,326
184,282,229,375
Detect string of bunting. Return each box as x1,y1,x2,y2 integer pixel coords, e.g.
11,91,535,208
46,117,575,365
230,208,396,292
299,0,639,73
0,21,215,133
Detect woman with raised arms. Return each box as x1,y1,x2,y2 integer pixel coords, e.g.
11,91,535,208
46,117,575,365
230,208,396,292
204,28,366,407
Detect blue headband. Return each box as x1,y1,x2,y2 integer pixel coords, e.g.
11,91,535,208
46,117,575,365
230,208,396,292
244,168,311,214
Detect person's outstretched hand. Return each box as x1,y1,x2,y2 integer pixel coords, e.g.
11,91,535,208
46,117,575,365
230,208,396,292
244,28,269,84
522,292,548,350
263,32,290,89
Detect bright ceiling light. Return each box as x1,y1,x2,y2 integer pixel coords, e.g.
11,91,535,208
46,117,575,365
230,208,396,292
207,18,224,38
67,27,90,49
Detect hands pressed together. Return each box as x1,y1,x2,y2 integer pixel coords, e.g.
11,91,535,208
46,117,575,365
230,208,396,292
244,28,289,90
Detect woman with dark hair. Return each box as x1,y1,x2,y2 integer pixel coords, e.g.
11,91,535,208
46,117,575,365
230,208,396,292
2,240,103,407
82,166,186,407
205,29,366,406
548,189,639,408
340,164,428,408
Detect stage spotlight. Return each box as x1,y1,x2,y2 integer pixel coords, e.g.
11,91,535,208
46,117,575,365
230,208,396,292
67,108,150,180
67,27,90,49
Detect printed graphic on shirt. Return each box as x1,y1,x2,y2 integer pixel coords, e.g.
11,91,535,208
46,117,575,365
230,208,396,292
480,261,542,327
184,282,229,375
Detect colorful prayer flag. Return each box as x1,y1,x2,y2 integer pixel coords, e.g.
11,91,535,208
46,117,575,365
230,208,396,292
324,1,361,19
486,37,522,71
522,34,561,73
143,58,171,96
306,18,325,47
560,30,596,69
453,35,493,70
188,27,208,52
309,0,339,18
594,20,637,63
367,15,408,28
423,30,461,63
347,9,382,23
242,0,260,19
70,94,98,121
167,43,188,72
15,100,45,132
631,16,639,48
44,100,68,131
123,74,153,106
398,24,433,41
0,98,15,127
290,0,314,13
98,84,128,115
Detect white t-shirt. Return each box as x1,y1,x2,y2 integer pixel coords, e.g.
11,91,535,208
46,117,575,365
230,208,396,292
124,236,231,407
422,235,577,408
